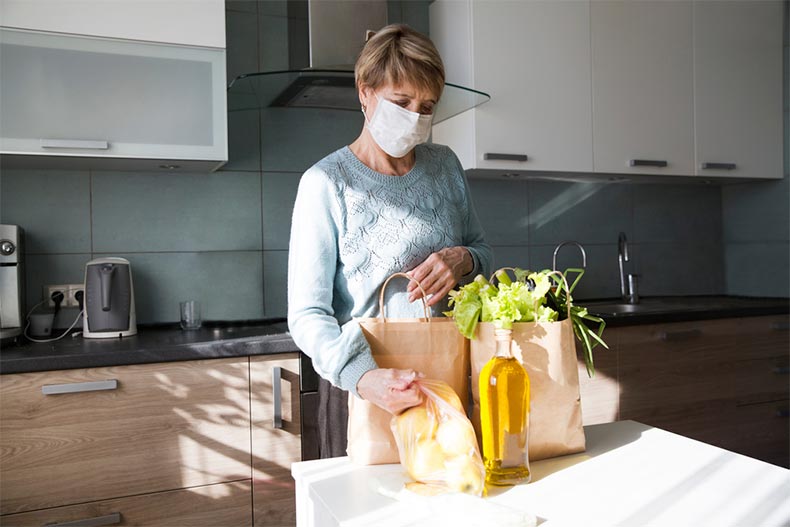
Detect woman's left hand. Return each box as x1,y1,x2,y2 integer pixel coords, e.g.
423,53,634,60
406,247,473,307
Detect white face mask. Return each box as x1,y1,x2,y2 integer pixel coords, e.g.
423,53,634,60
363,94,433,158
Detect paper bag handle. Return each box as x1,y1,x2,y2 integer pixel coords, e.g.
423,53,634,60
489,268,572,318
378,272,431,322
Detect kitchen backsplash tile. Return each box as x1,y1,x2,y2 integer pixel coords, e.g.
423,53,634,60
263,250,288,317
24,253,92,312
489,246,530,275
226,9,259,83
468,179,529,246
725,242,790,298
223,109,261,172
722,176,790,243
637,242,725,296
634,184,722,244
91,171,262,253
0,169,91,254
529,243,620,300
528,181,632,245
258,14,290,72
262,172,300,251
103,251,264,323
260,108,362,172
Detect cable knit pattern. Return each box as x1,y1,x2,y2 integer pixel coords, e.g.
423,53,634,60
287,143,492,396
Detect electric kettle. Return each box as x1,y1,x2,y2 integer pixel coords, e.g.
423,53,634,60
83,257,137,338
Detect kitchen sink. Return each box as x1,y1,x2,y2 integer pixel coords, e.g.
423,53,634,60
582,296,759,317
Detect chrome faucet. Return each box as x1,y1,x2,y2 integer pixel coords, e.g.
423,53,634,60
552,241,587,271
618,232,639,303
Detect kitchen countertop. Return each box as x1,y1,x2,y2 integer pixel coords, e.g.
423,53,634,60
292,420,790,527
0,319,298,375
1,296,786,375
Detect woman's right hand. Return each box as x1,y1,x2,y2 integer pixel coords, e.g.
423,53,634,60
357,368,422,414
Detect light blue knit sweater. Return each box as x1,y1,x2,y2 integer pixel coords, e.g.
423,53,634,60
287,143,492,396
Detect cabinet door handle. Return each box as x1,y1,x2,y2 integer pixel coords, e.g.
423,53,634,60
272,366,283,429
40,139,109,150
42,379,118,395
701,162,736,170
629,159,668,168
45,512,122,527
770,321,789,331
772,366,789,375
659,328,702,342
484,152,528,162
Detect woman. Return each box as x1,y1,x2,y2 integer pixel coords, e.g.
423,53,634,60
287,24,492,457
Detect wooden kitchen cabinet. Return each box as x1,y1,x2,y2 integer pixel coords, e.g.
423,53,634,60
430,0,593,174
576,334,620,426
0,28,227,172
604,314,789,467
590,0,695,176
693,1,784,180
1,481,252,527
250,354,302,527
0,358,251,515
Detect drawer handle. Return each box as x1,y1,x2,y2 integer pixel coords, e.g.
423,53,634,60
40,139,109,150
770,321,789,331
629,159,668,168
42,379,118,395
659,329,701,342
272,366,283,429
701,162,736,170
484,152,528,162
772,366,789,375
776,409,789,418
45,512,121,527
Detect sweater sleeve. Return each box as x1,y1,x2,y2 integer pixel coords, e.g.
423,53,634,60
452,151,493,280
287,166,378,397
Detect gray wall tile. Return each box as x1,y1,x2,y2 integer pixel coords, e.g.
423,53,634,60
226,9,259,82
227,0,257,14
262,172,300,250
224,109,261,172
528,181,632,246
259,14,290,71
102,251,264,323
530,243,620,300
258,0,287,17
638,242,725,296
24,253,91,313
725,242,789,298
722,177,789,243
489,246,530,273
263,250,288,317
91,171,262,253
260,108,363,172
468,179,528,246
0,169,91,254
634,184,722,244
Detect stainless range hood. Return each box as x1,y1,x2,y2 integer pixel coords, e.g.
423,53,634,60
226,0,489,124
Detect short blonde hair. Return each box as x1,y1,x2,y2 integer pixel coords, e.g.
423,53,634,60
355,24,445,101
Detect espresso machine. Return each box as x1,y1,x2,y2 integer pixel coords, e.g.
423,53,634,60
0,224,24,342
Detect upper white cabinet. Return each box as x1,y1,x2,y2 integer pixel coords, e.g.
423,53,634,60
0,28,227,171
431,0,783,180
430,0,593,174
0,0,225,48
693,1,784,179
590,0,695,176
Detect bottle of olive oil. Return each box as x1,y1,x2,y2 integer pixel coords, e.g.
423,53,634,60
479,328,531,486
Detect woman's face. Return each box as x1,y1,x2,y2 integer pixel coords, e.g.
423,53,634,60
362,83,438,117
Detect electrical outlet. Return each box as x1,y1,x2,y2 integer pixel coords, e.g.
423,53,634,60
43,284,84,308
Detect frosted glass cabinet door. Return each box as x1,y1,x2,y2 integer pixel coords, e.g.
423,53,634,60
693,1,783,180
0,28,227,164
590,1,694,176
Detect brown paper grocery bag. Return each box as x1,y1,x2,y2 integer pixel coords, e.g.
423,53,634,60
471,271,585,461
347,273,470,465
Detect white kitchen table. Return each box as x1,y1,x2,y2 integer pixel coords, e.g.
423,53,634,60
291,420,790,527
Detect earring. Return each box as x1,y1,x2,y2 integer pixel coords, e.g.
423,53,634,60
361,102,367,113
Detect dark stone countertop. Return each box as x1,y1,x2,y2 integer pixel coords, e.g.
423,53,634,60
0,319,299,375
582,295,789,327
1,296,787,376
